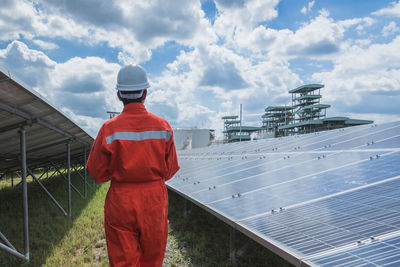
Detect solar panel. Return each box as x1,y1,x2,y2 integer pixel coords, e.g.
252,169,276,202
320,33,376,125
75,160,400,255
167,121,400,266
0,65,93,261
0,66,93,172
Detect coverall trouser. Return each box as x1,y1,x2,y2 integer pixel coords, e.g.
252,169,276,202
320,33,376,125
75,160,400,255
104,180,168,267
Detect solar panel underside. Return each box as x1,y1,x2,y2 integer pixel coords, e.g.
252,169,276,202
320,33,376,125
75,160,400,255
0,66,93,172
166,121,400,266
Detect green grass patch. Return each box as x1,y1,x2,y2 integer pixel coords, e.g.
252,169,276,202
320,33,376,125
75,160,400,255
1,173,293,266
0,171,109,266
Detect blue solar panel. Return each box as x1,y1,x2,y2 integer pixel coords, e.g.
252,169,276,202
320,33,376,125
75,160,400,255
167,121,400,266
309,234,400,266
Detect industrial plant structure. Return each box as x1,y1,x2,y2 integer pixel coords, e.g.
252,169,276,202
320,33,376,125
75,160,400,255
224,84,373,142
222,115,261,142
264,84,373,136
261,106,294,132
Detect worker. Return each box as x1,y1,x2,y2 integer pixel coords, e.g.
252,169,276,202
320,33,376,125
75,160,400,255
87,64,180,267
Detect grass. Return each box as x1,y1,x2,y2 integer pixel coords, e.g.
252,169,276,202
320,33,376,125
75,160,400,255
0,170,109,266
166,192,293,267
0,172,292,266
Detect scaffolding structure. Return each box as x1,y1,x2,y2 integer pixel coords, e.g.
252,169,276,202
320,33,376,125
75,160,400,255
276,84,373,135
261,106,294,133
222,116,240,142
291,84,329,121
222,115,261,142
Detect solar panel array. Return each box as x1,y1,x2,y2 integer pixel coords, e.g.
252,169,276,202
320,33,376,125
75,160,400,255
0,66,93,173
0,65,93,261
167,121,400,266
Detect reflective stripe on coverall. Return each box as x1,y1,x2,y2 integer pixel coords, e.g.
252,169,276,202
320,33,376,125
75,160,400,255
87,103,180,267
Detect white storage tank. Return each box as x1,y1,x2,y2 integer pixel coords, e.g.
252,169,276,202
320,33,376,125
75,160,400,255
173,128,214,150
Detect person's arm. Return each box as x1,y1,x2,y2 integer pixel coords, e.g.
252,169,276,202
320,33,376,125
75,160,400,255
87,125,111,182
164,130,180,181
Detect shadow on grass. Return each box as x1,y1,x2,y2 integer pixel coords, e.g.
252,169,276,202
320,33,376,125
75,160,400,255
0,171,101,266
168,191,294,267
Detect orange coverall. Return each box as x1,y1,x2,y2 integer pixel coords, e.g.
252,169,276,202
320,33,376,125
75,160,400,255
87,102,180,267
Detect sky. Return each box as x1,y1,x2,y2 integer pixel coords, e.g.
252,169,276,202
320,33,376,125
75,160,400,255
0,0,399,138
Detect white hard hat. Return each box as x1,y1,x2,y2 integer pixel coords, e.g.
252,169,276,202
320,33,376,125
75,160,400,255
116,65,150,91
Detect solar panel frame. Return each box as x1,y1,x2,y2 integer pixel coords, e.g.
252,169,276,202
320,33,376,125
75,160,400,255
0,65,94,261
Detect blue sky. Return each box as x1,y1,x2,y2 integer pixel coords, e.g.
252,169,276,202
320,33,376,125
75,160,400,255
0,0,399,138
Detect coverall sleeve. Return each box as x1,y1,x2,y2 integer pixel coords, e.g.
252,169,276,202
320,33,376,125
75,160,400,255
165,131,180,181
87,125,111,182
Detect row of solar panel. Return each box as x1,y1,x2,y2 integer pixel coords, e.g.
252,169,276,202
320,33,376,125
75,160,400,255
178,121,399,157
167,121,400,266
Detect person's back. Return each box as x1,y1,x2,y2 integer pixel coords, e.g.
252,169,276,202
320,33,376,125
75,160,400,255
90,102,178,183
87,65,179,267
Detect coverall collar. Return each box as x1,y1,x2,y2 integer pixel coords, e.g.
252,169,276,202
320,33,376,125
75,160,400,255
122,102,148,114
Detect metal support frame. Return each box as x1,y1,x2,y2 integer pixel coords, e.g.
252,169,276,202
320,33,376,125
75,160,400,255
36,169,47,180
0,127,30,261
67,142,71,217
0,101,90,146
48,160,84,198
21,127,29,260
41,166,56,181
71,165,92,189
0,75,93,262
84,147,87,199
27,168,68,216
14,172,23,187
0,120,31,134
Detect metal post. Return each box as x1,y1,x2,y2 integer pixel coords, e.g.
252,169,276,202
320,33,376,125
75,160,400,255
19,127,29,260
67,142,71,216
48,161,84,198
71,165,92,189
239,104,242,142
27,168,68,216
84,147,87,198
0,231,16,250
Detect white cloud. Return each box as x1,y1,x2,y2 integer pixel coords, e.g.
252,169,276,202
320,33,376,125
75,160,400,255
0,41,55,88
1,0,216,64
354,39,372,47
382,21,399,37
0,0,89,42
0,41,121,135
337,17,375,29
236,10,347,60
213,0,279,44
373,0,400,17
301,0,315,14
32,39,59,50
312,35,400,118
35,0,216,63
148,42,302,135
0,0,36,41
